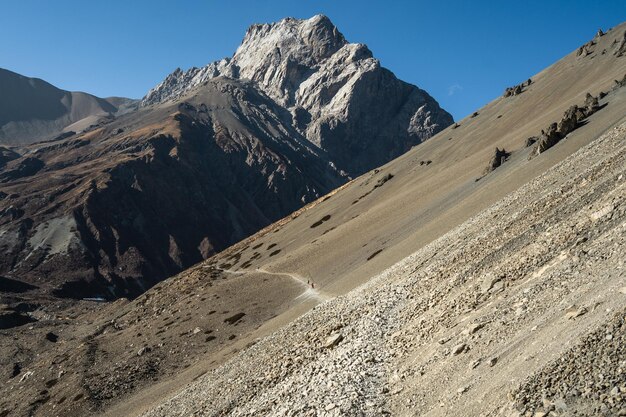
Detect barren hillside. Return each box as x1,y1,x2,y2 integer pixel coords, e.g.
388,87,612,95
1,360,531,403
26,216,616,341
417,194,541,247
0,20,624,417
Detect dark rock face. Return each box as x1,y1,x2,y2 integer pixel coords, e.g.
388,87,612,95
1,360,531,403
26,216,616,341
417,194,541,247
0,157,44,182
0,78,345,299
0,147,20,168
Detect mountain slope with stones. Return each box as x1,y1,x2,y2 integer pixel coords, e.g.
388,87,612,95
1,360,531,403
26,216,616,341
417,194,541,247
142,111,626,417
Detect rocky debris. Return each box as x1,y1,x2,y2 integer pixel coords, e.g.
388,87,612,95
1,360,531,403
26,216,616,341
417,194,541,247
374,173,394,188
503,79,532,97
451,343,468,355
137,346,151,356
142,15,452,176
525,136,538,147
324,333,344,348
565,306,588,320
512,309,626,417
11,363,21,378
596,29,605,38
557,105,581,135
534,123,560,155
483,147,510,174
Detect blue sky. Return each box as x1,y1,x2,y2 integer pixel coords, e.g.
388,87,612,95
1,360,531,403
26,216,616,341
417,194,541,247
1,1,624,120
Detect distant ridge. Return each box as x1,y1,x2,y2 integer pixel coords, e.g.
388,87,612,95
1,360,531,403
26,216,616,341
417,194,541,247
0,68,136,146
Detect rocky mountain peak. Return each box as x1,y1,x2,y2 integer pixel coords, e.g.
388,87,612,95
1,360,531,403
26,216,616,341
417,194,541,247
235,14,347,70
141,15,452,175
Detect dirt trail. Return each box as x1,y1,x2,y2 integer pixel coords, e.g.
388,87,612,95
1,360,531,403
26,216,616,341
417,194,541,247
213,266,330,302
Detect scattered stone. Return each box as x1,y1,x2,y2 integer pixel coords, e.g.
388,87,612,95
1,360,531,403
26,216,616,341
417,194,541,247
565,306,588,320
45,332,58,343
224,312,246,325
557,106,581,136
452,343,467,355
137,346,151,356
468,322,486,335
324,333,344,349
11,363,21,378
489,357,498,367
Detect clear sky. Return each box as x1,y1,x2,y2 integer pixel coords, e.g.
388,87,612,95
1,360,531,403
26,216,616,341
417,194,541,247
1,1,624,120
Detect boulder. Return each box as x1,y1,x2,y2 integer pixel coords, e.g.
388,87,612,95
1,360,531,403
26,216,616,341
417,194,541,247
557,105,580,136
584,93,600,116
535,123,561,155
484,147,510,173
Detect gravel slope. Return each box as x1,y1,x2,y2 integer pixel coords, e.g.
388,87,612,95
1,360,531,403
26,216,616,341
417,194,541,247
141,114,626,415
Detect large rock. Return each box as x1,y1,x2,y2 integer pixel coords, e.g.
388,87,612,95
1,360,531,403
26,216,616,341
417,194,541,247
535,123,561,154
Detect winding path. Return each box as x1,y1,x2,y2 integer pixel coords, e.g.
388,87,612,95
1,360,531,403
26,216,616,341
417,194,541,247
211,266,330,302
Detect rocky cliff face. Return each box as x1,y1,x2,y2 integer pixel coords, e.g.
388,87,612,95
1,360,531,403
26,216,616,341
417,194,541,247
143,15,453,175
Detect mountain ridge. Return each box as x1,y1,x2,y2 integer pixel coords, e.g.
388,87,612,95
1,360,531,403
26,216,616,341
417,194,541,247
142,14,453,175
0,67,137,146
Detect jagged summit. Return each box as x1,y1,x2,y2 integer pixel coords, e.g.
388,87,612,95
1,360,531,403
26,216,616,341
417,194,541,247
142,15,349,107
143,14,452,175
